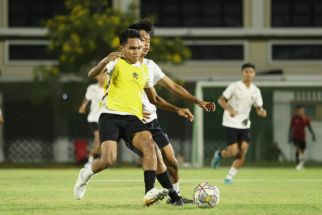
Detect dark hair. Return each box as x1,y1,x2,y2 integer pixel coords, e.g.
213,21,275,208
128,19,155,36
119,29,141,46
296,105,304,109
242,63,256,71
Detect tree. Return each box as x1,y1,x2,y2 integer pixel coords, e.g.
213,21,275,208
33,0,191,113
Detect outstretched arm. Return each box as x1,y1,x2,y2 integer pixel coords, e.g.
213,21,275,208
145,87,194,122
158,76,215,112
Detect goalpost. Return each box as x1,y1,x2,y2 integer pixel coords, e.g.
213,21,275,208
191,79,322,168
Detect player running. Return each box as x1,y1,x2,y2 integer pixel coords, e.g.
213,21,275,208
211,63,267,184
289,105,316,170
78,73,107,167
74,29,193,206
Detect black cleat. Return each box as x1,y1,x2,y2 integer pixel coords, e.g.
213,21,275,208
166,198,184,206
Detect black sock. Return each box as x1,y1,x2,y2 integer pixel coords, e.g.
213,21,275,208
156,170,180,201
144,170,156,194
295,152,299,165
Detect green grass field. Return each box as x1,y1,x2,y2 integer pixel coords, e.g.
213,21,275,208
0,167,322,215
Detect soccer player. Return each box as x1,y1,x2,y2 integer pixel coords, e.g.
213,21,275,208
211,63,267,184
95,20,215,203
78,73,107,167
289,105,316,170
74,29,193,206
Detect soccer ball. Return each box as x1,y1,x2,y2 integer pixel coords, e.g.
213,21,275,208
193,182,220,208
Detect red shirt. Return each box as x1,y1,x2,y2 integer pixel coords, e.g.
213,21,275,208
290,115,311,141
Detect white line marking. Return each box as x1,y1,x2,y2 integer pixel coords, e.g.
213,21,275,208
92,179,322,183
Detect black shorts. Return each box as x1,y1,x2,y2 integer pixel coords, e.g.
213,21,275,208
225,127,251,145
88,122,98,133
122,119,170,157
99,113,148,145
293,140,306,150
145,119,170,149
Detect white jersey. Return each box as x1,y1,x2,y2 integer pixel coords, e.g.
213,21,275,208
222,81,263,129
142,58,165,123
85,83,105,123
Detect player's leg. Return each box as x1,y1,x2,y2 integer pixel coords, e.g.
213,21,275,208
211,127,239,168
296,141,306,170
87,129,101,166
131,131,169,206
74,140,117,199
224,141,249,184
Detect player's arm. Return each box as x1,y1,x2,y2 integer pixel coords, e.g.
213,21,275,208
78,98,89,114
307,122,316,142
158,76,215,112
88,52,121,78
145,87,194,122
218,96,238,117
255,106,267,118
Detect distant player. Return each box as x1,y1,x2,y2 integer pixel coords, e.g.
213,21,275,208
211,63,267,184
289,105,316,170
78,73,107,166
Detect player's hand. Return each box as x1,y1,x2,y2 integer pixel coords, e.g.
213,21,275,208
197,101,216,112
142,111,151,123
106,52,122,62
177,108,194,122
229,109,238,117
258,108,267,118
78,105,86,114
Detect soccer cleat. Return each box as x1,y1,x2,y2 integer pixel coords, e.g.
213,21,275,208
144,188,168,207
211,150,221,168
224,178,233,184
73,168,89,200
181,197,194,204
166,198,184,206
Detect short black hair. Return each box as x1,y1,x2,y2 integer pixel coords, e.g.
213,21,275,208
242,63,256,71
119,29,141,46
296,105,304,109
128,19,155,36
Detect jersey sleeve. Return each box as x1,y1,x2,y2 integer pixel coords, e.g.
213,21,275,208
222,83,236,99
254,89,264,107
151,60,165,84
85,85,94,100
105,60,117,74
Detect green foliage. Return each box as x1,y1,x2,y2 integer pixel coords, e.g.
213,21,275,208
33,0,190,112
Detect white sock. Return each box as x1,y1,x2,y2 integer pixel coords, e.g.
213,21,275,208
226,167,238,180
172,182,180,194
88,156,94,164
299,154,305,166
81,166,94,181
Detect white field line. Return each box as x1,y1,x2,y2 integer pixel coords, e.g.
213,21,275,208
92,179,322,183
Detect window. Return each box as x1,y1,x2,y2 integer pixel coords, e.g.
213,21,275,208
187,43,244,61
9,0,66,27
272,44,322,60
271,0,322,27
141,0,243,27
6,41,57,63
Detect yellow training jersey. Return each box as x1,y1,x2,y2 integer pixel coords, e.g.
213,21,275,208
104,58,150,119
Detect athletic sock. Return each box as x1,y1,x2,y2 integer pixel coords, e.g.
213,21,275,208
81,165,94,181
157,170,181,201
144,170,156,194
299,153,305,166
172,181,180,194
295,152,299,165
88,156,94,164
226,167,238,180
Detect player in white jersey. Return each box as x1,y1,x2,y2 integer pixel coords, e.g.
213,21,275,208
78,73,106,166
127,20,215,203
0,108,4,125
211,63,267,184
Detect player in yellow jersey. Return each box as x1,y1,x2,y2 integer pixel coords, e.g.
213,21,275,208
74,29,193,206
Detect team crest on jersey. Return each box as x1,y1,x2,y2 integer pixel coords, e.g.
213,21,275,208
133,72,138,80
